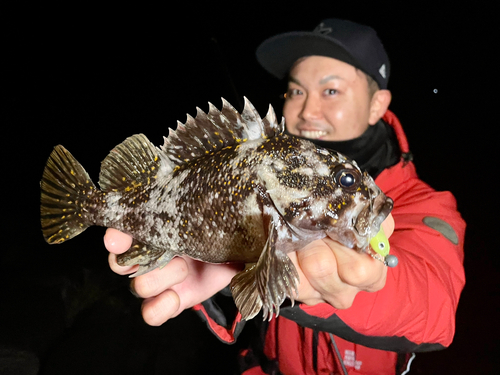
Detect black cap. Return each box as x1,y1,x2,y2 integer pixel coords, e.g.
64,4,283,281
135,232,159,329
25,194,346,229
256,18,390,89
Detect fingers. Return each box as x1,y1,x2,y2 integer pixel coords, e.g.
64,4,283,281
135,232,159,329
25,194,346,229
141,290,182,326
297,240,360,309
105,229,137,275
288,250,324,305
131,258,240,326
124,257,189,326
104,228,132,254
131,257,189,299
297,240,338,291
325,238,387,293
296,226,390,309
102,228,239,326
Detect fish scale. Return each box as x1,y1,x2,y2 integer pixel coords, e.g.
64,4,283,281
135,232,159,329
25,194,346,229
40,97,393,320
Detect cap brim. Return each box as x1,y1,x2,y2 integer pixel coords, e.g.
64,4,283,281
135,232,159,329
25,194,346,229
256,31,360,79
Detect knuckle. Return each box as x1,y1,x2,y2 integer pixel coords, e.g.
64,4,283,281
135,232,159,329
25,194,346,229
308,259,336,279
301,253,336,280
130,258,189,298
133,273,161,297
339,260,377,286
365,271,387,292
142,291,180,326
346,263,370,284
337,300,354,309
329,294,355,310
339,260,386,290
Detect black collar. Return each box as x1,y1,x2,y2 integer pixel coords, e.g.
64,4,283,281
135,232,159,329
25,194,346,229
290,120,401,179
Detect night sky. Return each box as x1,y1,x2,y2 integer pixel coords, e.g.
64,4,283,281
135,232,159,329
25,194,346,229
3,4,497,374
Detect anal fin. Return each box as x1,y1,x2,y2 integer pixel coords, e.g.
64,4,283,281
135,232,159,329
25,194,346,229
230,219,299,321
116,239,175,277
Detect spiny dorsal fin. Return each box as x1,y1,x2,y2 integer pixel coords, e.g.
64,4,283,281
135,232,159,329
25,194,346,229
161,97,284,165
99,134,169,192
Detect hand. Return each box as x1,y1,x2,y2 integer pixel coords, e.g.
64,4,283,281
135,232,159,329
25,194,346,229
105,214,393,324
105,229,241,326
289,214,395,309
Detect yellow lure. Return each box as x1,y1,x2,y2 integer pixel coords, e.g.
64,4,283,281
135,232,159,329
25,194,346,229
369,228,398,267
369,227,390,257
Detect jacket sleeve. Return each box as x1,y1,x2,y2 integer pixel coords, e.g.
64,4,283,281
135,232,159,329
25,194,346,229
280,161,466,353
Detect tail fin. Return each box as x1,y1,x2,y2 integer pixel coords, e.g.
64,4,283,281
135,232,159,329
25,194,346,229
40,145,97,244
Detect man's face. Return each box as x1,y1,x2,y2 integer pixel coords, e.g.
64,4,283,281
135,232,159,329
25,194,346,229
283,55,375,141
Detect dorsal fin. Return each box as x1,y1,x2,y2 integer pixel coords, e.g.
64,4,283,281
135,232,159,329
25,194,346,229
99,134,169,192
161,97,284,165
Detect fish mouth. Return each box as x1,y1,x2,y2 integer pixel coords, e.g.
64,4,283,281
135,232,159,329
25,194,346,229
324,196,393,251
352,196,393,250
369,196,393,232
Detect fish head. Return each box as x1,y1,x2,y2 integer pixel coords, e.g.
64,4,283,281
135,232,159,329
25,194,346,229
270,145,393,251
319,160,393,250
334,165,393,248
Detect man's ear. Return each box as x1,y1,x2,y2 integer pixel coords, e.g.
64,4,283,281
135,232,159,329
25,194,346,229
368,90,392,125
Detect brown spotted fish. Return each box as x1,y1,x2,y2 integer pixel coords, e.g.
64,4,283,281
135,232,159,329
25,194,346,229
40,98,393,320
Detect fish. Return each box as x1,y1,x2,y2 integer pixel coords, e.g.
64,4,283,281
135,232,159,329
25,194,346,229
40,97,393,320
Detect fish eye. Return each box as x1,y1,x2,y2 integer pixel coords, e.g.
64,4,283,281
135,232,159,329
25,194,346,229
335,169,360,190
340,172,355,187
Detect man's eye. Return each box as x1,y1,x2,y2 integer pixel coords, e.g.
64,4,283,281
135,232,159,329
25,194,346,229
285,89,302,98
324,89,338,95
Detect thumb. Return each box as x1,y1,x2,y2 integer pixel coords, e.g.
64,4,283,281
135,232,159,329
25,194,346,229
104,228,133,254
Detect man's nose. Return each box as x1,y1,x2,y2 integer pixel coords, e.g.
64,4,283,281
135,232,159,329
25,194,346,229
300,94,322,121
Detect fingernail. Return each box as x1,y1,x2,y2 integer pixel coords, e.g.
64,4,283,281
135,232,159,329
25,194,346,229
103,233,114,248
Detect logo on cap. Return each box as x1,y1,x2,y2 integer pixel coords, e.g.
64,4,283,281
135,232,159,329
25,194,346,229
379,64,387,79
314,23,332,35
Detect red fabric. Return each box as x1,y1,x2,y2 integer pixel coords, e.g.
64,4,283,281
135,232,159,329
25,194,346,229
192,304,242,344
261,318,399,375
293,110,465,348
196,111,466,374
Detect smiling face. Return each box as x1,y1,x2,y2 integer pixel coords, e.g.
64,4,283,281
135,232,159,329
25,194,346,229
283,55,391,141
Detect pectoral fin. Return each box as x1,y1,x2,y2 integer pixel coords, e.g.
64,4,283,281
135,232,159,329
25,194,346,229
230,218,299,321
230,262,262,320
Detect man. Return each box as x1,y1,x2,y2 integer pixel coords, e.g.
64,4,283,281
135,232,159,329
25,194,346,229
106,19,465,374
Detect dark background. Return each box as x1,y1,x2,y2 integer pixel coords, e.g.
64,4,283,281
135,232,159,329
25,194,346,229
2,3,497,374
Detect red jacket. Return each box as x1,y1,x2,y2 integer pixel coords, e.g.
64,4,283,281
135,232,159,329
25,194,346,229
194,111,466,374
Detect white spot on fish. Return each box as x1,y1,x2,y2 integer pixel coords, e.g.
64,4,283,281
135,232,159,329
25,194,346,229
316,163,330,176
297,167,314,176
310,199,328,218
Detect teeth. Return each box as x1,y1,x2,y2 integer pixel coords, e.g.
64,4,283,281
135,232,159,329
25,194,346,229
300,130,327,139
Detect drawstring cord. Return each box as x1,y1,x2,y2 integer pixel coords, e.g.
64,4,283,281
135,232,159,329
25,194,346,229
329,333,348,375
400,353,416,375
329,334,416,375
